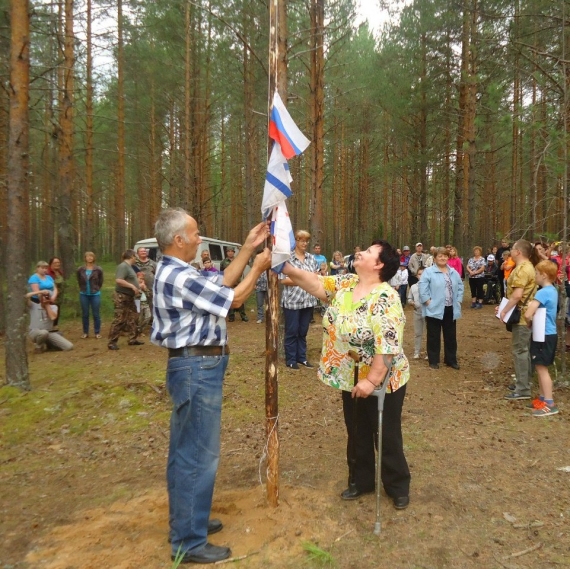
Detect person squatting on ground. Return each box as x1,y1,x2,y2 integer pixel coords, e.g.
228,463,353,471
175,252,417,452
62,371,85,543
407,267,426,359
150,208,270,564
108,249,145,350
419,247,464,370
280,229,319,370
77,252,104,339
467,246,486,308
220,247,249,322
499,239,537,401
26,290,73,352
524,260,559,417
282,239,411,510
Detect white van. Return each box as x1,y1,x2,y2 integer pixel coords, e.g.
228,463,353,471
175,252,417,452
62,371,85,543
133,236,247,272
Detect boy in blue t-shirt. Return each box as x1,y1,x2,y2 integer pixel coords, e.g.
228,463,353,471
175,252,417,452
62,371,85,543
524,260,559,417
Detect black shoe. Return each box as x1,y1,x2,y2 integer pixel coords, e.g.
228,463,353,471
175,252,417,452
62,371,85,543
507,383,516,391
340,486,374,501
108,344,119,351
393,496,409,510
128,340,144,346
429,363,439,369
228,316,235,322
207,518,223,535
446,363,460,370
171,543,231,564
287,363,300,371
241,315,249,322
299,361,314,368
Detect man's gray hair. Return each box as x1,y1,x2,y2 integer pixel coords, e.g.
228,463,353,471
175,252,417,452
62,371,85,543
155,208,190,251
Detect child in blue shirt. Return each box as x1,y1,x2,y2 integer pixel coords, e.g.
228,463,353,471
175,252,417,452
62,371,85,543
524,260,559,417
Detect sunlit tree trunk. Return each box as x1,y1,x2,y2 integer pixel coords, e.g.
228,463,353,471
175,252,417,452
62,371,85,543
6,0,30,389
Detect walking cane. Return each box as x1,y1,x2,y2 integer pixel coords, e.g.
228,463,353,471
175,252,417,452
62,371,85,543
347,351,361,497
373,359,391,536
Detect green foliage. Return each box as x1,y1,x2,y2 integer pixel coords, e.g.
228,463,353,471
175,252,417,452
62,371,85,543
302,541,336,567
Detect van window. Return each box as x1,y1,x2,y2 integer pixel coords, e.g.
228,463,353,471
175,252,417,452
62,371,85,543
209,244,223,261
148,248,160,262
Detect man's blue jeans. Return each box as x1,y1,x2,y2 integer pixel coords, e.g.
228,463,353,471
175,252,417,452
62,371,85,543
79,293,101,335
166,353,229,555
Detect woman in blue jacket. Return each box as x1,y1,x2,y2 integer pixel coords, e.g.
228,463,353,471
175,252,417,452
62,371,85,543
419,247,464,370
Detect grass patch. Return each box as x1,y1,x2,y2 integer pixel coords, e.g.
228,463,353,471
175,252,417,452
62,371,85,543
302,541,335,567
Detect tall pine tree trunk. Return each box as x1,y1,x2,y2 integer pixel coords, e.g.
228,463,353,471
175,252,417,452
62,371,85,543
85,0,94,250
309,0,324,243
6,0,30,389
115,0,126,256
57,0,76,277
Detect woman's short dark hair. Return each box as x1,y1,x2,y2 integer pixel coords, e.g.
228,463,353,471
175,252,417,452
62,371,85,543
371,240,399,282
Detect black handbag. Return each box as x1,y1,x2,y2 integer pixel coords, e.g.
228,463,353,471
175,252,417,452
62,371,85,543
505,306,521,332
505,289,533,332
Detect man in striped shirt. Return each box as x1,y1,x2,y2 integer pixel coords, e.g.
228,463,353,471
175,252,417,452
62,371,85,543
151,208,270,564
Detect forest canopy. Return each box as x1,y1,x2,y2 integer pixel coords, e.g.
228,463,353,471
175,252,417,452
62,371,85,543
1,0,569,268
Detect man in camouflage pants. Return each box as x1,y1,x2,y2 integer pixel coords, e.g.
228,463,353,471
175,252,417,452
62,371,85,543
108,249,145,350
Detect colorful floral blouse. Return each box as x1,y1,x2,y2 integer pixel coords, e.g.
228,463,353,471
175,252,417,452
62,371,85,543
467,256,486,278
317,274,409,393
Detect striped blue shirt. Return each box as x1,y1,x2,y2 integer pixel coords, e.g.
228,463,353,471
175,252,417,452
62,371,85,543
151,255,234,348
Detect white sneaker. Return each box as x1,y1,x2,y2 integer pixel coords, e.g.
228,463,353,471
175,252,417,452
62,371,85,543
413,354,420,359
256,319,262,324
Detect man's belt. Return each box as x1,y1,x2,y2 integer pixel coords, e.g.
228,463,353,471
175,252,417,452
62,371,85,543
168,345,230,358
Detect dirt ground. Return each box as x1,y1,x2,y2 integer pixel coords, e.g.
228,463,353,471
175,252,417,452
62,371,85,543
1,300,570,569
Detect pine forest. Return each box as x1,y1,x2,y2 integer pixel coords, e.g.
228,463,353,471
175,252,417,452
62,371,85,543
1,0,569,271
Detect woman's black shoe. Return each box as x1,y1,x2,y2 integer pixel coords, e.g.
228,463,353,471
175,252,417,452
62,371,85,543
393,496,410,509
340,486,373,500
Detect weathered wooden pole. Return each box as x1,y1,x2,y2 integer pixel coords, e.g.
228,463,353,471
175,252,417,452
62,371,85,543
265,0,288,508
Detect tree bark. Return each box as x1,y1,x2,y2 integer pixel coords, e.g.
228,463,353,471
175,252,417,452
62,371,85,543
5,0,30,389
115,0,126,256
309,0,325,243
85,0,94,250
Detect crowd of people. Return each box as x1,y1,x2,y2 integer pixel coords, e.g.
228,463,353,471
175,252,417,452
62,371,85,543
24,223,567,564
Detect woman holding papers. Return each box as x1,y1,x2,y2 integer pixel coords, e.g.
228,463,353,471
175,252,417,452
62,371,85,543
281,240,411,510
418,248,464,370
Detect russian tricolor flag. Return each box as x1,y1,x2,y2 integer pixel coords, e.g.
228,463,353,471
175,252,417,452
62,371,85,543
269,92,310,160
262,91,310,269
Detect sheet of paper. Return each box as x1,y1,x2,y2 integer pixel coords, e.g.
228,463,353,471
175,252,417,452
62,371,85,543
532,307,546,342
496,297,516,322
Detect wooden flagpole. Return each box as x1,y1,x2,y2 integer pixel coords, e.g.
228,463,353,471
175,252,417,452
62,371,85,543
265,0,280,508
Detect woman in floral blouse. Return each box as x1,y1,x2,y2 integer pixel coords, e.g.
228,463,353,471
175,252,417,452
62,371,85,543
466,246,486,308
282,239,411,510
